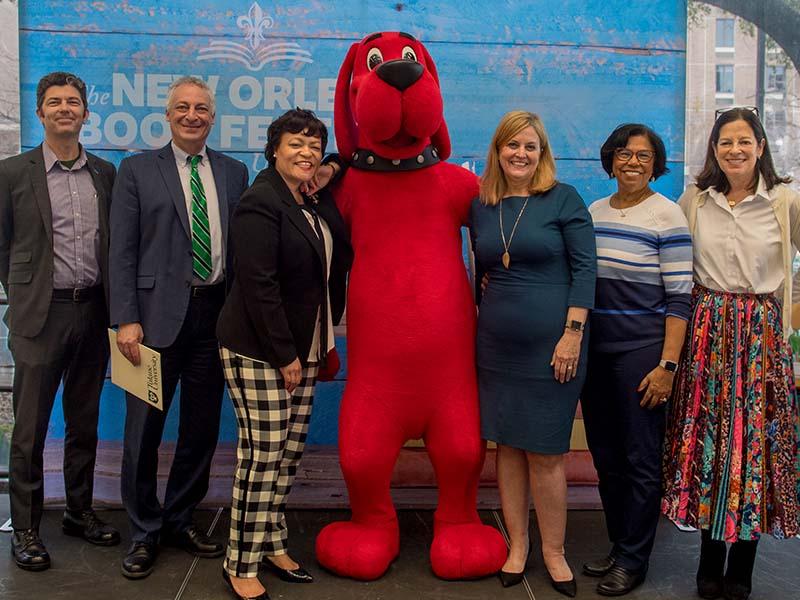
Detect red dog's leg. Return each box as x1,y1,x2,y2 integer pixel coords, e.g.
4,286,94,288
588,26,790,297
315,386,403,580
425,387,507,579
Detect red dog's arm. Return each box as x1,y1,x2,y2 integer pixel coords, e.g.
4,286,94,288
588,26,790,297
332,173,353,230
440,162,480,226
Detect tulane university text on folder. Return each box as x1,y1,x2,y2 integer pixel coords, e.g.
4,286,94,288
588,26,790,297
107,329,164,411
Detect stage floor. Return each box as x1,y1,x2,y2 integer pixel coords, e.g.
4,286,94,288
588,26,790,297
1,494,799,600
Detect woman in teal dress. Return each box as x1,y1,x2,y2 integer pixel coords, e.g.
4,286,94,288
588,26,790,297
471,111,596,596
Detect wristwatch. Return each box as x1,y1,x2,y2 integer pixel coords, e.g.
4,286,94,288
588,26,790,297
565,320,585,332
659,359,678,373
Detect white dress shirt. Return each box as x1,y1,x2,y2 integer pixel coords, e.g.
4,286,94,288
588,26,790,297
301,208,335,361
172,141,224,285
686,177,783,294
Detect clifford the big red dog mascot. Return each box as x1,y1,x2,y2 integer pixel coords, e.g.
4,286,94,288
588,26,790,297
314,31,507,581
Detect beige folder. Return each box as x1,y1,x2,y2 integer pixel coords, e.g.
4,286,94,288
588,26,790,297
107,329,164,411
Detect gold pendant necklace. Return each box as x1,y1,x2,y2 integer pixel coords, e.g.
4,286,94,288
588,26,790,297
499,195,530,269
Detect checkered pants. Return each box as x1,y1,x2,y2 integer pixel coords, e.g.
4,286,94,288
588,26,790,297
220,346,318,577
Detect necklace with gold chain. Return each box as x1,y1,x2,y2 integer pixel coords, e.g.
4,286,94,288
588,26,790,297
610,187,653,218
499,195,530,269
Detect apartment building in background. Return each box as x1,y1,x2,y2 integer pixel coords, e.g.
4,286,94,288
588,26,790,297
685,5,800,189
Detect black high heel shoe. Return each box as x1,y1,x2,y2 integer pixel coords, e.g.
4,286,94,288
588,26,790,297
222,569,271,600
498,539,533,588
262,557,314,583
545,556,577,598
547,571,577,598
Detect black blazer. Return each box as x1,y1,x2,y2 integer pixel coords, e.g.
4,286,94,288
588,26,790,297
216,166,352,367
0,145,115,337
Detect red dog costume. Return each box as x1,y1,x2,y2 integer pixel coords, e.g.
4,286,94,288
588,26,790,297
315,32,506,581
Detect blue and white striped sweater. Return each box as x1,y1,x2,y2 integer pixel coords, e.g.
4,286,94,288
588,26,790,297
589,193,693,352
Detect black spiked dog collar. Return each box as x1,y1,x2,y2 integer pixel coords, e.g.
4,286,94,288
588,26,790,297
350,144,441,172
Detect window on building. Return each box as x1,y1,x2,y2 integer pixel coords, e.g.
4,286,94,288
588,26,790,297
715,18,735,49
716,65,734,94
766,107,787,128
766,65,786,93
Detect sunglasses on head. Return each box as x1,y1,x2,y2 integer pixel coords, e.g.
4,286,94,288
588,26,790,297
714,105,759,120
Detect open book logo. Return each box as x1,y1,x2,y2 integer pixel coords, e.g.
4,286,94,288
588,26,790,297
198,2,313,71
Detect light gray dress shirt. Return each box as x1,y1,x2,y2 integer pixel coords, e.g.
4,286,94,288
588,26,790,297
43,142,101,289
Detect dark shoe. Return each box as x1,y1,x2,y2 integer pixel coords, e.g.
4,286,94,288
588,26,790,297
597,565,646,596
548,572,577,598
223,569,271,600
499,569,524,588
11,529,51,571
162,525,224,558
262,557,314,583
583,554,616,577
722,539,758,600
697,529,727,599
698,575,724,600
62,509,120,546
121,541,157,579
722,581,751,600
498,538,533,588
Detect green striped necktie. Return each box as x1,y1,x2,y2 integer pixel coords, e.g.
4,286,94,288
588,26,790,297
189,155,212,281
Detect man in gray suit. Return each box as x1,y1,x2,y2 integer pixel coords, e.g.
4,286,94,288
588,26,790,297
110,76,248,579
0,72,120,572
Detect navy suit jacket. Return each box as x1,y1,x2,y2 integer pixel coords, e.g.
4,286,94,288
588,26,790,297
109,143,249,347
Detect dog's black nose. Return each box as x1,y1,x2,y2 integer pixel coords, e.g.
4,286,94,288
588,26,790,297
376,60,424,91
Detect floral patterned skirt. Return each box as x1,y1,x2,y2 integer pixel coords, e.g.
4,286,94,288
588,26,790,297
661,285,800,541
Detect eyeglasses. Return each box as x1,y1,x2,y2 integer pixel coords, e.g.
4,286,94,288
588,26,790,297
614,148,654,163
714,105,759,119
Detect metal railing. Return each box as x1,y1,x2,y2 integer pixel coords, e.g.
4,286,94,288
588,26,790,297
1,294,11,479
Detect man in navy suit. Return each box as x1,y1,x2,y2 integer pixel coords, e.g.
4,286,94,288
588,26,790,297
110,76,248,579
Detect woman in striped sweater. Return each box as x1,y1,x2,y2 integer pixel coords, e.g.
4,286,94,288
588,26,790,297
581,123,693,596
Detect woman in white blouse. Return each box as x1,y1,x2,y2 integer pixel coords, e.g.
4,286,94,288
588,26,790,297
661,107,800,600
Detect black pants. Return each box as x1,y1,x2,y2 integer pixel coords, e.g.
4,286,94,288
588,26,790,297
581,342,666,572
8,294,109,530
121,288,225,544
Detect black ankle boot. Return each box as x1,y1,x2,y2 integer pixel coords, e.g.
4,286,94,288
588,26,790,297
697,529,727,599
723,539,758,600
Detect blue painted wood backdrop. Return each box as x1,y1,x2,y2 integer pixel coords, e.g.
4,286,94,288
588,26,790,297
19,0,687,444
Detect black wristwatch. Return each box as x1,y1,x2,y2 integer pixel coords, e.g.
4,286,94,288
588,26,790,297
565,319,585,332
659,359,678,373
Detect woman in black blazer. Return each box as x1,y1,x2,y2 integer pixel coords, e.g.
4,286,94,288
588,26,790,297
216,109,351,600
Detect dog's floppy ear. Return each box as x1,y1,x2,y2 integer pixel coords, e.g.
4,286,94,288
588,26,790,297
419,44,451,161
334,42,360,162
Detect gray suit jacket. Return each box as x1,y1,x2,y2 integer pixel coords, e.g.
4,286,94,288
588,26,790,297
0,145,115,337
109,143,249,347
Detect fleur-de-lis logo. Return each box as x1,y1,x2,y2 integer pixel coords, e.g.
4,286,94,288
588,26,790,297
198,2,313,70
237,2,274,50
